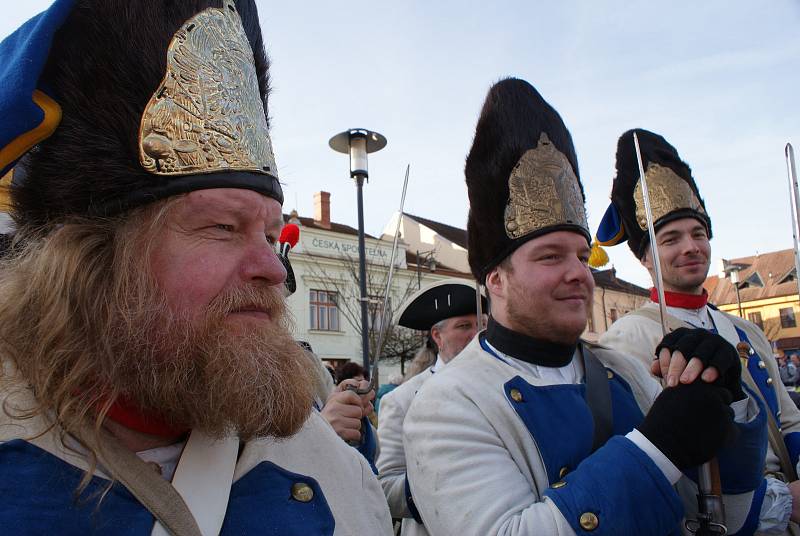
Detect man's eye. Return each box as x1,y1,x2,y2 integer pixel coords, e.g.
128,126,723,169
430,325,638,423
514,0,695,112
214,224,234,232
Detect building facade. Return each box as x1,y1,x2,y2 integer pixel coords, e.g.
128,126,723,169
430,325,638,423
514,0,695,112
706,248,800,356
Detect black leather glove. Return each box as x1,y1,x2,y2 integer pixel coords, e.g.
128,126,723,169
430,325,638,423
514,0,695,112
655,327,745,401
638,382,738,470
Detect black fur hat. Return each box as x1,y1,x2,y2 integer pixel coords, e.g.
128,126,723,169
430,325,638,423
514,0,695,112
608,129,711,259
465,78,589,283
12,0,281,229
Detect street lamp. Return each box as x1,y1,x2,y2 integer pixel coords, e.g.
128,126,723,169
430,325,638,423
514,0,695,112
329,129,387,376
719,258,744,317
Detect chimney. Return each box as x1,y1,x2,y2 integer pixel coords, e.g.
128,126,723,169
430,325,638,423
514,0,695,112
314,191,331,229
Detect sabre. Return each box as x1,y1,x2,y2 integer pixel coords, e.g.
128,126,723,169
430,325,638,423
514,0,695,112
785,143,800,299
353,164,410,395
633,133,726,535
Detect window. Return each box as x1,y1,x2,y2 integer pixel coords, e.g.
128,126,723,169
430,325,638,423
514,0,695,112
368,295,391,332
748,311,763,330
310,290,340,331
587,310,595,333
780,307,797,329
609,308,618,323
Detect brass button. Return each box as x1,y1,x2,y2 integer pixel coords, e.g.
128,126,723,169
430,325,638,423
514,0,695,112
510,388,523,403
291,482,314,502
766,377,774,386
758,361,766,369
579,512,599,531
551,480,566,489
606,370,614,379
559,466,569,478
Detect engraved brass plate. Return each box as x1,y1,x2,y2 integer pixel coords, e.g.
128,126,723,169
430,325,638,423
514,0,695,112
139,1,277,177
504,133,588,239
633,163,705,230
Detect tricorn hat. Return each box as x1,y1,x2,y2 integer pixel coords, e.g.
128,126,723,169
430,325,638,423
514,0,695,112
397,279,487,331
465,78,589,283
591,128,711,265
0,0,281,230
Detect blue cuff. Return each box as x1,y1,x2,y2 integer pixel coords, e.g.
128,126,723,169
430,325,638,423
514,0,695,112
405,474,423,524
715,385,768,494
356,417,378,474
729,478,767,536
543,436,684,535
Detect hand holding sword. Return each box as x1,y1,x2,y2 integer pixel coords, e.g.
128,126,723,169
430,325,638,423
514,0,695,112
632,132,728,535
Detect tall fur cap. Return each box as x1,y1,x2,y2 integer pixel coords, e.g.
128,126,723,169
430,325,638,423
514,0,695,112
12,0,277,230
611,128,711,259
465,78,586,283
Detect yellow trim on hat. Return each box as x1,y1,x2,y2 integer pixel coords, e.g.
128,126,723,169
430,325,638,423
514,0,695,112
0,170,12,211
596,221,626,246
0,90,62,175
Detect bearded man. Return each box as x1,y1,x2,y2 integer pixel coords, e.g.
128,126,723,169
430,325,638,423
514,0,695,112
595,129,800,533
0,1,391,534
403,79,769,535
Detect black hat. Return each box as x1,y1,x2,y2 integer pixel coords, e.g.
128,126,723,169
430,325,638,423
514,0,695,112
397,279,487,331
591,129,711,263
465,78,589,283
1,0,282,230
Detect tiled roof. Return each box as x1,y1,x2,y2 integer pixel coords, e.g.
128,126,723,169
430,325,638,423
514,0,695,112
705,248,799,305
592,268,649,296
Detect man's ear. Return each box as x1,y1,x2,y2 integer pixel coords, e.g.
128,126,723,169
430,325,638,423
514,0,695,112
485,265,505,300
640,249,653,271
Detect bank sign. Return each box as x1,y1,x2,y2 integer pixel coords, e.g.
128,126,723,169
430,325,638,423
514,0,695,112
297,232,405,268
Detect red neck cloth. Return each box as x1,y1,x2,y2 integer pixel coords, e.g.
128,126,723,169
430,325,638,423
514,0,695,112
104,395,189,440
649,287,708,309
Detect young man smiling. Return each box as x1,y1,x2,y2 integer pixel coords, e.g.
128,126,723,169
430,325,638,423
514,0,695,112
403,80,768,535
598,129,800,533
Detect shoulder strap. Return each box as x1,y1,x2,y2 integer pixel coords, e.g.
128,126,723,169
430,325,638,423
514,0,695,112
581,344,613,452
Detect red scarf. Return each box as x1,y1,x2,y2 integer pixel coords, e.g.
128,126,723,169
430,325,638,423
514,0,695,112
649,287,708,309
104,395,189,439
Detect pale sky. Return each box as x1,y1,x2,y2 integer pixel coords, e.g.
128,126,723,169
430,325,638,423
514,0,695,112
4,1,799,287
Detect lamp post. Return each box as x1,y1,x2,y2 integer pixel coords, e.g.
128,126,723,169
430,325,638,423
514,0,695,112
329,129,387,376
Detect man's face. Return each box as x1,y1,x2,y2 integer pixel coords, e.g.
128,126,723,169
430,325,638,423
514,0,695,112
130,188,313,439
431,313,483,362
150,188,287,325
641,217,710,294
488,231,594,344
792,355,800,367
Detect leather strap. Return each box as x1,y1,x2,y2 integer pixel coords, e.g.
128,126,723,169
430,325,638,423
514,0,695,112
581,344,614,452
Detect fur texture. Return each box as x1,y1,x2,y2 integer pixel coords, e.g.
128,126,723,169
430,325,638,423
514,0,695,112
611,129,711,259
13,0,273,229
465,78,585,282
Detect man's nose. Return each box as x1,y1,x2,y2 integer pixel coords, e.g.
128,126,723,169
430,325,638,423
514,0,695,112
241,238,287,286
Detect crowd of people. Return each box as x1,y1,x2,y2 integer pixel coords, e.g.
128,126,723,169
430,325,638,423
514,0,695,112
1,1,799,535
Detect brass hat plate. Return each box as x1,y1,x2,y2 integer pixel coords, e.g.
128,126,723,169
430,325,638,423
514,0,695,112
634,163,705,230
504,133,588,239
139,2,277,177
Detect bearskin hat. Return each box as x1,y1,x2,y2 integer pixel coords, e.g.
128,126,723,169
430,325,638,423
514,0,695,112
465,78,589,283
1,0,281,230
594,129,711,261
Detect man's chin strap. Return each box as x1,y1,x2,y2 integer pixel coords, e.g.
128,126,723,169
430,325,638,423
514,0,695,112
649,287,708,310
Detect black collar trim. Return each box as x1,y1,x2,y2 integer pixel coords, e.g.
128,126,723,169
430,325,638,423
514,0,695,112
484,317,576,367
